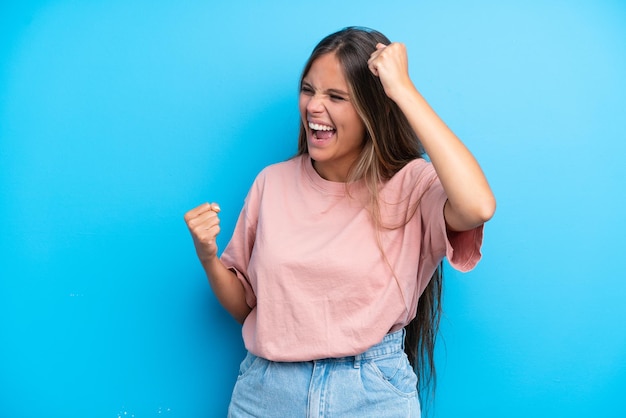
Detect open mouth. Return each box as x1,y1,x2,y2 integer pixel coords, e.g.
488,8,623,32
309,122,336,140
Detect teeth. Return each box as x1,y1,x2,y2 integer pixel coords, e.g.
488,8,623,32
309,122,334,131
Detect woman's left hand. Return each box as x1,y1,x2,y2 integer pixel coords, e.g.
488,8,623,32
367,42,415,102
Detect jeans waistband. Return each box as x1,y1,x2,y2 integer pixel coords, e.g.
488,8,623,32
354,329,405,363
313,329,405,368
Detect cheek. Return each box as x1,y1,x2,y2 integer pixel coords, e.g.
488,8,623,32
343,105,365,135
298,95,308,117
347,115,366,141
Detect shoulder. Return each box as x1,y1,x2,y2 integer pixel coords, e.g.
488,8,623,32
378,158,443,210
248,155,304,195
388,157,436,187
256,155,302,179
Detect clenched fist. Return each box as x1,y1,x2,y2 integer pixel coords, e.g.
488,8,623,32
184,202,222,265
367,42,414,103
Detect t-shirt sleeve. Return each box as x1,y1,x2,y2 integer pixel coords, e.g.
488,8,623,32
219,182,260,309
420,169,484,273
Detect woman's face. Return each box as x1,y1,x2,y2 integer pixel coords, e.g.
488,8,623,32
299,52,366,182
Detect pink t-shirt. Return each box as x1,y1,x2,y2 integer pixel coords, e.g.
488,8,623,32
220,154,483,361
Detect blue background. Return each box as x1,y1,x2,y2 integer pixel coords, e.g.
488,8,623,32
1,0,625,417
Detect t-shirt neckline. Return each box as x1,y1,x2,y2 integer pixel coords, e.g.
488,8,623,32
302,154,365,196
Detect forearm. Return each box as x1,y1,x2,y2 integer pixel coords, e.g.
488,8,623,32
202,255,251,324
394,86,496,230
367,42,495,230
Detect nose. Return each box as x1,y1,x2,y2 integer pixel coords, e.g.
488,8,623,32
306,93,325,114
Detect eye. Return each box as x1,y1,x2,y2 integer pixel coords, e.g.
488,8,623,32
300,85,314,95
330,94,346,102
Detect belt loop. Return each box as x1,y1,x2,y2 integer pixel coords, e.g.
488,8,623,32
354,353,361,369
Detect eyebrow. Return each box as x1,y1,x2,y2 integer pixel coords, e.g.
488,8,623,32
327,88,350,97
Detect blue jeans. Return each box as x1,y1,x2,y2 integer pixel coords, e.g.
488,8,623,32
228,329,420,417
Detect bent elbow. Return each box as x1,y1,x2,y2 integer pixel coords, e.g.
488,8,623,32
446,196,496,232
233,306,252,325
477,196,496,224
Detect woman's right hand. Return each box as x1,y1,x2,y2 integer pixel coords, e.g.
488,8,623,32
184,202,222,264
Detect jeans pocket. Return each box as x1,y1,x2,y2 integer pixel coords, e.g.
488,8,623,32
237,352,261,380
365,351,418,397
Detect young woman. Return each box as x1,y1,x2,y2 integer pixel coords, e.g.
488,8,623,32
185,27,495,417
